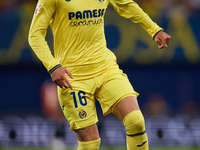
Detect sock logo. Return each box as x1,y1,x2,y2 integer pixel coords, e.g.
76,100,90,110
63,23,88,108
137,141,147,147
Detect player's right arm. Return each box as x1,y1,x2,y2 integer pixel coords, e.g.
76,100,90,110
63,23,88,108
28,0,73,89
50,66,73,89
28,0,58,72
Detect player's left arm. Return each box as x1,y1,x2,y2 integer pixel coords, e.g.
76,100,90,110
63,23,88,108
109,0,171,48
153,30,171,49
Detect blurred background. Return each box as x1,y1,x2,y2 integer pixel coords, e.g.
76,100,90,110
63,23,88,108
0,0,200,149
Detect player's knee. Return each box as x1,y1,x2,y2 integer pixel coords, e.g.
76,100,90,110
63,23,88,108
123,110,145,135
78,138,101,150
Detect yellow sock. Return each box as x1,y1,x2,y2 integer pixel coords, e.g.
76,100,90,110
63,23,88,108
77,138,101,150
123,110,149,150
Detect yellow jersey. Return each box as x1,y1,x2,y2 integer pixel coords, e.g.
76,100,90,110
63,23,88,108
29,0,162,79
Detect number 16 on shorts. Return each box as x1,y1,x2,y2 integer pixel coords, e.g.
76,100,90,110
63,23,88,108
70,91,87,108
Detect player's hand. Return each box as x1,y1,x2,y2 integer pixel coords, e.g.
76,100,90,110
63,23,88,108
50,66,73,89
154,31,171,49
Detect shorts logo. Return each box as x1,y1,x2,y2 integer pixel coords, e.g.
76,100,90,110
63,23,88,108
34,3,43,15
99,0,104,2
79,110,87,119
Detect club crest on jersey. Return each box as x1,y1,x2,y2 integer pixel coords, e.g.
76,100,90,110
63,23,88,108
79,110,87,119
99,0,104,2
34,3,43,15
